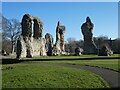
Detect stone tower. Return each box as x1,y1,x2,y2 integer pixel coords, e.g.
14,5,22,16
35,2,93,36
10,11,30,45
45,33,53,56
53,21,66,55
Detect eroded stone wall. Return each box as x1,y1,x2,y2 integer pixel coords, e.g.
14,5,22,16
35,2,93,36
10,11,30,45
16,14,46,59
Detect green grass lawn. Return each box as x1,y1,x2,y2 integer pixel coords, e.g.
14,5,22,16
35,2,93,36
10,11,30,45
2,54,119,88
22,54,119,72
2,62,109,88
44,59,119,72
22,54,119,60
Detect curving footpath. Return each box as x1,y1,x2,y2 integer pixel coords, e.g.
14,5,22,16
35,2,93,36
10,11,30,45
56,63,120,88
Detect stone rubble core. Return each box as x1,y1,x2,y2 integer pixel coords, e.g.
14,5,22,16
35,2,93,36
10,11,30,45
16,14,46,59
98,45,113,56
74,47,83,56
45,33,53,56
52,21,66,55
81,16,98,54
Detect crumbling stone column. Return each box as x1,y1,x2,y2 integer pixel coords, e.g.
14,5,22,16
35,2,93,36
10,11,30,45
98,45,113,56
45,33,53,56
53,21,65,55
20,14,33,58
81,17,97,54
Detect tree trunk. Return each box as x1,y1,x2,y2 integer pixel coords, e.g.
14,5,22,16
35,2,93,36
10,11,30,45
11,37,15,54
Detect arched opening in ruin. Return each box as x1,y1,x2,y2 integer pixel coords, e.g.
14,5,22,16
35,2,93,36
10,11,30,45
31,20,34,37
33,19,40,39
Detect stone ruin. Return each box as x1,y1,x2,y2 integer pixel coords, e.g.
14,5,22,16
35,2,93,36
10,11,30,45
98,45,113,56
52,21,66,55
74,47,83,56
16,14,46,59
16,14,113,58
16,14,66,58
1,49,7,56
45,33,53,56
81,17,98,54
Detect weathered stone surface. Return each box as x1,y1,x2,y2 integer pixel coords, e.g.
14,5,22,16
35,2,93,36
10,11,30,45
16,14,46,59
33,19,43,38
39,38,47,56
53,21,65,55
21,14,32,37
98,45,113,56
74,47,83,56
81,17,97,54
45,33,53,56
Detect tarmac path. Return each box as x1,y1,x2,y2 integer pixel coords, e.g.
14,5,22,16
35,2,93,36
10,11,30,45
56,63,120,88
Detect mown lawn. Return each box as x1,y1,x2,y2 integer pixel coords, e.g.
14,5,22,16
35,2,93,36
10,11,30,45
2,62,109,88
2,54,119,88
22,54,119,72
44,59,119,72
70,59,119,72
22,54,119,60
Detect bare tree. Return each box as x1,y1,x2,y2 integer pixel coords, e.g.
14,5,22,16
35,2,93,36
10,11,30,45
65,38,83,55
2,15,21,54
94,35,109,48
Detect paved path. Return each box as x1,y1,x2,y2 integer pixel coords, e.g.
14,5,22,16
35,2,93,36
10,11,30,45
56,63,120,88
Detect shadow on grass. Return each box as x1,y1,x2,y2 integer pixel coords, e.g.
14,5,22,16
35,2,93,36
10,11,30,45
2,56,120,64
1,87,120,90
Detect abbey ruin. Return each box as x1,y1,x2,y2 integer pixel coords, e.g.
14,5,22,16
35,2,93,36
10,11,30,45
81,17,112,55
16,14,47,58
81,17,97,54
16,14,66,58
16,14,112,59
52,21,66,55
